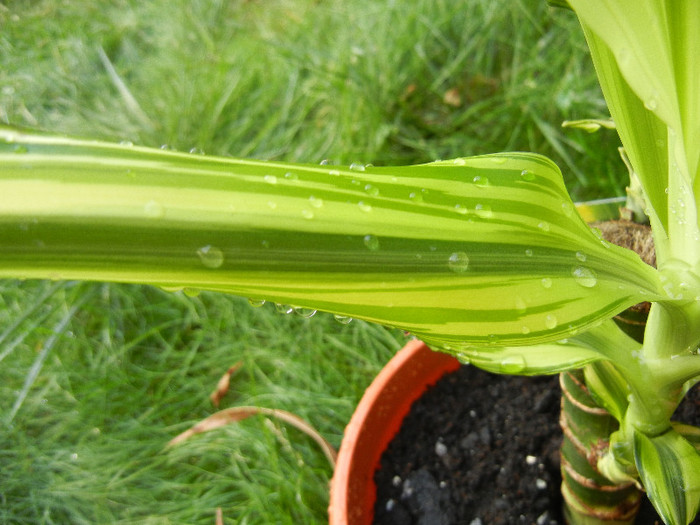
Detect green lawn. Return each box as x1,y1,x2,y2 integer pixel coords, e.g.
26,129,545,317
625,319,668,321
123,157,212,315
1,0,623,523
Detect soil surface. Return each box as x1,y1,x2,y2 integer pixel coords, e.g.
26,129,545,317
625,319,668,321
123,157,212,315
373,364,700,525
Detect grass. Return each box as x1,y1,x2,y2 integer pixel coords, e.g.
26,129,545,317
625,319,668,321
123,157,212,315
1,0,623,523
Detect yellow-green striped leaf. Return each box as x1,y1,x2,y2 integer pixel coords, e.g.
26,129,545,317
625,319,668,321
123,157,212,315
635,429,700,525
0,129,663,351
570,0,700,262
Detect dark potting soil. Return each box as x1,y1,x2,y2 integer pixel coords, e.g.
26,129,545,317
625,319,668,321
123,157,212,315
373,364,700,525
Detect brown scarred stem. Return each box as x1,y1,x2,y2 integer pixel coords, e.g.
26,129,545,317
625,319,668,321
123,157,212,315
559,369,642,524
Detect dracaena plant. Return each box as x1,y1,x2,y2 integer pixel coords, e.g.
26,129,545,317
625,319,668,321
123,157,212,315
1,0,699,524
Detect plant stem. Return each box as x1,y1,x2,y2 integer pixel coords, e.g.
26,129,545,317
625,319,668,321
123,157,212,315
560,369,642,524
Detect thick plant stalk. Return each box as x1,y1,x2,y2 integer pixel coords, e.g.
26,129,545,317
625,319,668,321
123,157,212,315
560,369,642,524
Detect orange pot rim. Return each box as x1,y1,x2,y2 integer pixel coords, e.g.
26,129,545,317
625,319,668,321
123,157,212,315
329,339,460,525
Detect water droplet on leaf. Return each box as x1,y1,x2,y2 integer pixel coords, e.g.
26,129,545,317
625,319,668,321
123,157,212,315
358,201,372,212
644,96,658,111
363,234,380,251
248,298,266,307
275,304,294,314
571,266,598,288
448,252,470,273
294,307,317,318
473,175,489,188
520,169,536,181
334,315,353,325
264,174,277,185
500,355,526,373
364,184,379,196
474,203,493,218
144,200,164,218
409,191,423,203
197,245,224,269
349,162,366,172
545,314,558,329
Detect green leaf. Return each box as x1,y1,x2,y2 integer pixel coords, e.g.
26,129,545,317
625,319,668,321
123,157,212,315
577,20,669,238
570,0,700,263
584,360,630,423
0,129,662,350
635,428,700,525
466,340,602,376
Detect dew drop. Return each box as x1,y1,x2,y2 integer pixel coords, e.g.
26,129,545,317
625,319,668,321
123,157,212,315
284,172,299,181
452,158,466,166
474,203,493,218
363,234,380,251
349,162,366,172
644,97,658,111
267,201,277,209
144,200,164,218
301,209,314,219
264,174,278,185
364,184,380,196
561,202,573,216
197,245,224,269
334,315,353,325
409,191,423,203
525,249,533,257
358,201,372,212
500,355,526,373
309,196,324,208
294,307,317,318
454,204,468,215
520,169,536,181
545,314,558,330
521,326,531,335
541,277,552,289
617,47,630,67
329,169,341,176
489,156,507,165
248,298,266,307
319,159,331,165
515,297,527,314
473,175,489,188
448,252,470,273
537,221,550,232
120,140,134,147
275,303,294,314
575,251,587,262
189,147,205,155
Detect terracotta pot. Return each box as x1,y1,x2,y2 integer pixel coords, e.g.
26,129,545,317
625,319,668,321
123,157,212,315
329,339,460,525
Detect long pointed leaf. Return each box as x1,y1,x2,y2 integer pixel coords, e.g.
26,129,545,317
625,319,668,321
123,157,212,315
0,129,662,350
570,1,700,263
